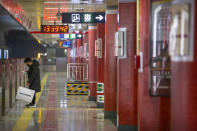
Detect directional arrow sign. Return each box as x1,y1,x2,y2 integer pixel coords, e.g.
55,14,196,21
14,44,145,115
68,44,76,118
96,15,104,21
94,13,105,23
62,12,105,23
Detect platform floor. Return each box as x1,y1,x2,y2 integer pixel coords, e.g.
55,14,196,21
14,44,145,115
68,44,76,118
0,71,117,131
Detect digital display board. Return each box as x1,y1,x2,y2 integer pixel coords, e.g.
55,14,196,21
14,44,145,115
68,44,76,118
62,12,105,24
58,40,71,48
41,25,69,33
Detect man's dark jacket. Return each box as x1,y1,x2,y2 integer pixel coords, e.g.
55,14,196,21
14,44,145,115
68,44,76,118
27,60,41,92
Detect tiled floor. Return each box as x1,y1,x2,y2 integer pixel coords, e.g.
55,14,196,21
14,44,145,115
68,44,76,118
0,70,117,131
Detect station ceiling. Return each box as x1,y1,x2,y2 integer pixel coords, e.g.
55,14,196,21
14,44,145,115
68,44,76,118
0,0,119,44
16,0,108,43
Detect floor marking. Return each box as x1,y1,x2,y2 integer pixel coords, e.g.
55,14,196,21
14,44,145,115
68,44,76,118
12,74,49,131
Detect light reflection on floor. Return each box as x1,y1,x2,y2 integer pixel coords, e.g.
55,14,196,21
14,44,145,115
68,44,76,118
0,72,117,131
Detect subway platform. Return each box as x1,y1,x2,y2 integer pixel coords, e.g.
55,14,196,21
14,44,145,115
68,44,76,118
0,68,117,131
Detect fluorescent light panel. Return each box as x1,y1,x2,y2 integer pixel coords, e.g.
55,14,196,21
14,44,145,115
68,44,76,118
44,1,89,4
44,8,84,10
48,21,61,22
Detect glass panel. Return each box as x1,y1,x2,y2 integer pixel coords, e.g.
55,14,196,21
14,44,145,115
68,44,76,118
149,0,171,96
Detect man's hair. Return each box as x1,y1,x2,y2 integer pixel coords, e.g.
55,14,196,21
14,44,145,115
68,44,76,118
24,57,32,63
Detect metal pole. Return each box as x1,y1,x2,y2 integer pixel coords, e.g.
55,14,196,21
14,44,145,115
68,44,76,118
15,63,18,101
2,62,6,116
83,66,85,81
9,63,12,108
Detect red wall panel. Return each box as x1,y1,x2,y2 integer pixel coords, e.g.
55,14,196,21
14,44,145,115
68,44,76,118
171,1,197,131
138,0,170,131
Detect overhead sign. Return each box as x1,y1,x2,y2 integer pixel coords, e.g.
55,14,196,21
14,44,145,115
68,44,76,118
58,40,71,48
59,33,83,39
41,25,69,33
62,12,105,24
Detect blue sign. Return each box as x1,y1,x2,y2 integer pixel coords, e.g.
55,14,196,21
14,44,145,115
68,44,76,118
62,41,71,48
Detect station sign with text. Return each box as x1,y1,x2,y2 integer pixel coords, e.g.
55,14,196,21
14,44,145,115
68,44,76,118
62,12,105,24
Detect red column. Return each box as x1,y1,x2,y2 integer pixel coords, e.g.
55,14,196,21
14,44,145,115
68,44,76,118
117,2,138,131
138,0,170,131
96,23,105,107
67,48,71,64
171,1,197,131
104,10,118,118
88,25,97,101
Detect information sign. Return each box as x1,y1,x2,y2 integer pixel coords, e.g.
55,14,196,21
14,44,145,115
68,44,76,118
97,83,104,93
62,12,105,23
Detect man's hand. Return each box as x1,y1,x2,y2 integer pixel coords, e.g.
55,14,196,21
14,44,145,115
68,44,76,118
26,82,30,87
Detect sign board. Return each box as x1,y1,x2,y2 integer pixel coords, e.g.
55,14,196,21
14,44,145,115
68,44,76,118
62,12,105,24
97,95,104,103
41,25,69,33
97,83,104,93
95,39,102,58
59,34,83,39
169,3,194,62
114,28,127,58
58,40,71,48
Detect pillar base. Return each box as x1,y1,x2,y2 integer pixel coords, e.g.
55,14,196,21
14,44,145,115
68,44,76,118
118,125,138,131
88,96,96,101
97,102,104,108
104,111,117,125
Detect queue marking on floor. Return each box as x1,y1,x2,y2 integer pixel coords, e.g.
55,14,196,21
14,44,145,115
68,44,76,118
12,74,49,131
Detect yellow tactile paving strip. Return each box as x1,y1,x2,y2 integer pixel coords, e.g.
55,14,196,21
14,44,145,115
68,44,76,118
12,74,49,131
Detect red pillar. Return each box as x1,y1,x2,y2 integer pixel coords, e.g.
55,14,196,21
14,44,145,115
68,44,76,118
117,2,138,131
97,24,105,83
67,48,71,64
104,9,118,118
96,23,105,107
171,1,197,131
88,25,97,101
138,0,170,131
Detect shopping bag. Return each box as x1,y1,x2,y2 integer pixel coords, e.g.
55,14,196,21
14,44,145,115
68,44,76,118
16,86,35,103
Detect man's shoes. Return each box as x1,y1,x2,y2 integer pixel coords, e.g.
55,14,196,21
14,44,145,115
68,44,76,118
29,104,36,108
25,104,36,108
25,104,31,108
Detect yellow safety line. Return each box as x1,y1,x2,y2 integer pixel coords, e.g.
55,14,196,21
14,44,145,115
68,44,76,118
12,74,49,131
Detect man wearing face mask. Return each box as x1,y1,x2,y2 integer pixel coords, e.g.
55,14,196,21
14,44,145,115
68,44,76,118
24,57,41,108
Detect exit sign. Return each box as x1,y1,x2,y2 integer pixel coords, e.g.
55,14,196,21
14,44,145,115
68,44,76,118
62,12,105,24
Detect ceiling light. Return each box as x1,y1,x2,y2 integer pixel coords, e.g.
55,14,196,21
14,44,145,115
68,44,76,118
44,1,87,4
48,16,57,18
48,21,61,23
44,8,84,10
44,1,70,3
